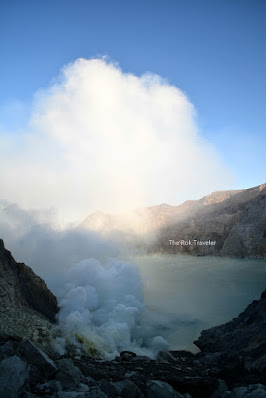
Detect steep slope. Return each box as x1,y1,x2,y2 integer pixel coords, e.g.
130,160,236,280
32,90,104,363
0,239,58,322
154,183,266,258
80,184,266,258
194,289,266,357
80,189,243,233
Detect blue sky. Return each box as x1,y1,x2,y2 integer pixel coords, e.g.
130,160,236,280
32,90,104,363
0,0,266,220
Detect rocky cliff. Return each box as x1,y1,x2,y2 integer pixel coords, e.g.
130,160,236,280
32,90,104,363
194,289,266,358
154,183,266,258
0,239,58,321
80,189,243,235
0,239,59,350
80,183,266,258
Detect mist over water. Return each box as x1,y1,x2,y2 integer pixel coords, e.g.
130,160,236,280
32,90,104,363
129,254,266,351
1,202,265,356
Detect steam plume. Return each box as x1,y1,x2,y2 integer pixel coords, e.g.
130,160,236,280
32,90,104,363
0,58,233,225
54,258,168,359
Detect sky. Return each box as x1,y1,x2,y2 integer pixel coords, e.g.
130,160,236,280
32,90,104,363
0,0,265,224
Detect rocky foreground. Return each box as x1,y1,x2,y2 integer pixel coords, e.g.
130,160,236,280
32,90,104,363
0,240,266,398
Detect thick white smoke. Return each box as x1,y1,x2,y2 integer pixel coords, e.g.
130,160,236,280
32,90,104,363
0,202,168,358
0,58,233,225
54,258,168,359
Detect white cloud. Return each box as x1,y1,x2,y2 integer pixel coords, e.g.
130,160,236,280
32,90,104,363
0,58,233,224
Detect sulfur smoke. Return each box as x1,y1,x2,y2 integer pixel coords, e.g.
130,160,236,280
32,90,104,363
0,202,168,358
53,258,168,359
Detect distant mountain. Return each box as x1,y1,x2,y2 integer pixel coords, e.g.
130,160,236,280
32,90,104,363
154,183,266,258
80,189,243,234
80,184,266,258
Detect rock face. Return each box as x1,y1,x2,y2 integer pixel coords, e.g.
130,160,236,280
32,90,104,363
0,239,58,321
154,183,266,258
80,183,266,258
0,355,29,397
0,239,59,350
192,289,266,391
194,289,266,358
80,190,243,235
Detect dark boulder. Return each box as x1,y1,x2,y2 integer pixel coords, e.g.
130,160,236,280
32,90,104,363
56,358,84,390
145,380,187,398
19,339,57,379
0,355,29,397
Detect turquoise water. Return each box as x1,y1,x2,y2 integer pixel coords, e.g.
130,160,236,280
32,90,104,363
128,254,266,351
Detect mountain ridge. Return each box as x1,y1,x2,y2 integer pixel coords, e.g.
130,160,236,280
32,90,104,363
80,188,245,234
80,183,266,258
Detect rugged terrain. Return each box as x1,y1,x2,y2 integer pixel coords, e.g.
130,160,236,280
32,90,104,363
0,239,58,352
154,183,266,258
80,189,243,234
81,183,266,258
0,240,266,397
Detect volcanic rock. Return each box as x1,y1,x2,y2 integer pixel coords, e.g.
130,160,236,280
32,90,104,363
111,379,144,398
0,239,58,321
194,290,266,358
154,183,266,258
81,183,266,258
0,355,29,397
56,358,84,390
145,379,187,398
0,239,59,352
19,339,57,378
